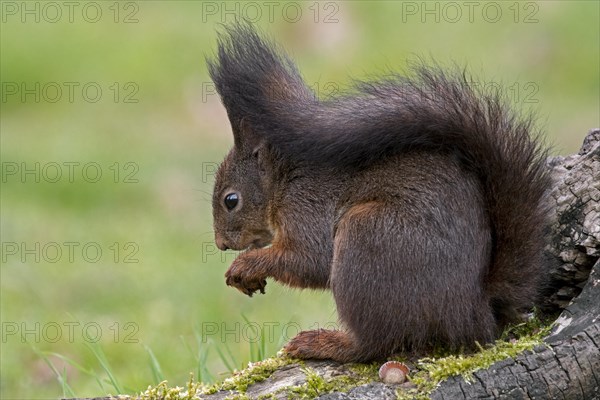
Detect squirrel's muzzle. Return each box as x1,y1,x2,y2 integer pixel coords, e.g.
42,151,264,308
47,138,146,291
215,234,229,251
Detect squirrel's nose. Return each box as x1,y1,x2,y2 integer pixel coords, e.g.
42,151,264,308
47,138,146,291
215,235,229,251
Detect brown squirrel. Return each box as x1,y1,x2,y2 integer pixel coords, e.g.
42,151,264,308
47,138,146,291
207,23,551,362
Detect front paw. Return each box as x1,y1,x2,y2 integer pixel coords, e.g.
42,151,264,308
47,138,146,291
225,253,267,297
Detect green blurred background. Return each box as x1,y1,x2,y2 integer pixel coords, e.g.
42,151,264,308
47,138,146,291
1,1,598,398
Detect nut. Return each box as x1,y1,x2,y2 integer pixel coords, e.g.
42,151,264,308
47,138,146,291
378,361,409,384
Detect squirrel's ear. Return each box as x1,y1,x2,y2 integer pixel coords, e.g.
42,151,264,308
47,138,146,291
233,117,261,151
252,144,264,171
252,142,274,176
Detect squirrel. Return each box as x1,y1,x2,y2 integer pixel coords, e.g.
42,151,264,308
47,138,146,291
207,23,551,363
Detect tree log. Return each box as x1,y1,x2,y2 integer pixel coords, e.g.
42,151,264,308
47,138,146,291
541,128,600,313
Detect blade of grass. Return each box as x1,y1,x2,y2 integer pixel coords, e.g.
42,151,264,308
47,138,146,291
58,314,108,393
241,314,258,362
60,367,72,398
44,352,95,376
31,347,76,398
198,346,211,383
85,342,123,394
185,331,213,384
144,344,165,383
214,340,237,373
258,323,266,361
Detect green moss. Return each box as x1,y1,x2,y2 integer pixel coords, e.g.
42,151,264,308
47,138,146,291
223,394,251,400
287,368,335,398
348,362,380,381
138,373,208,400
137,356,290,399
285,363,380,399
396,317,552,399
256,394,277,400
215,356,291,393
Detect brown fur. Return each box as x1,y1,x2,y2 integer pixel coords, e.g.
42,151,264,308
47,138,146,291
208,23,551,362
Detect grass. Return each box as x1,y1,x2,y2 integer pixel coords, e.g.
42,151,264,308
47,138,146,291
32,336,263,398
22,314,311,398
1,2,598,399
179,328,213,385
31,348,77,399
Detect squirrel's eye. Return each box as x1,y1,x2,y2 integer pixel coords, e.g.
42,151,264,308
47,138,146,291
224,193,239,210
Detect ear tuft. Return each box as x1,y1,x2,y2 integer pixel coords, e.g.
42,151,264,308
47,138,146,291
207,21,314,143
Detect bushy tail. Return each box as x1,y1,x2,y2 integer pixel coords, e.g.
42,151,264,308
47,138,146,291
209,24,552,325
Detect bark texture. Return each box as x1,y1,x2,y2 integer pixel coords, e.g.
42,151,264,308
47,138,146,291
542,128,600,313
